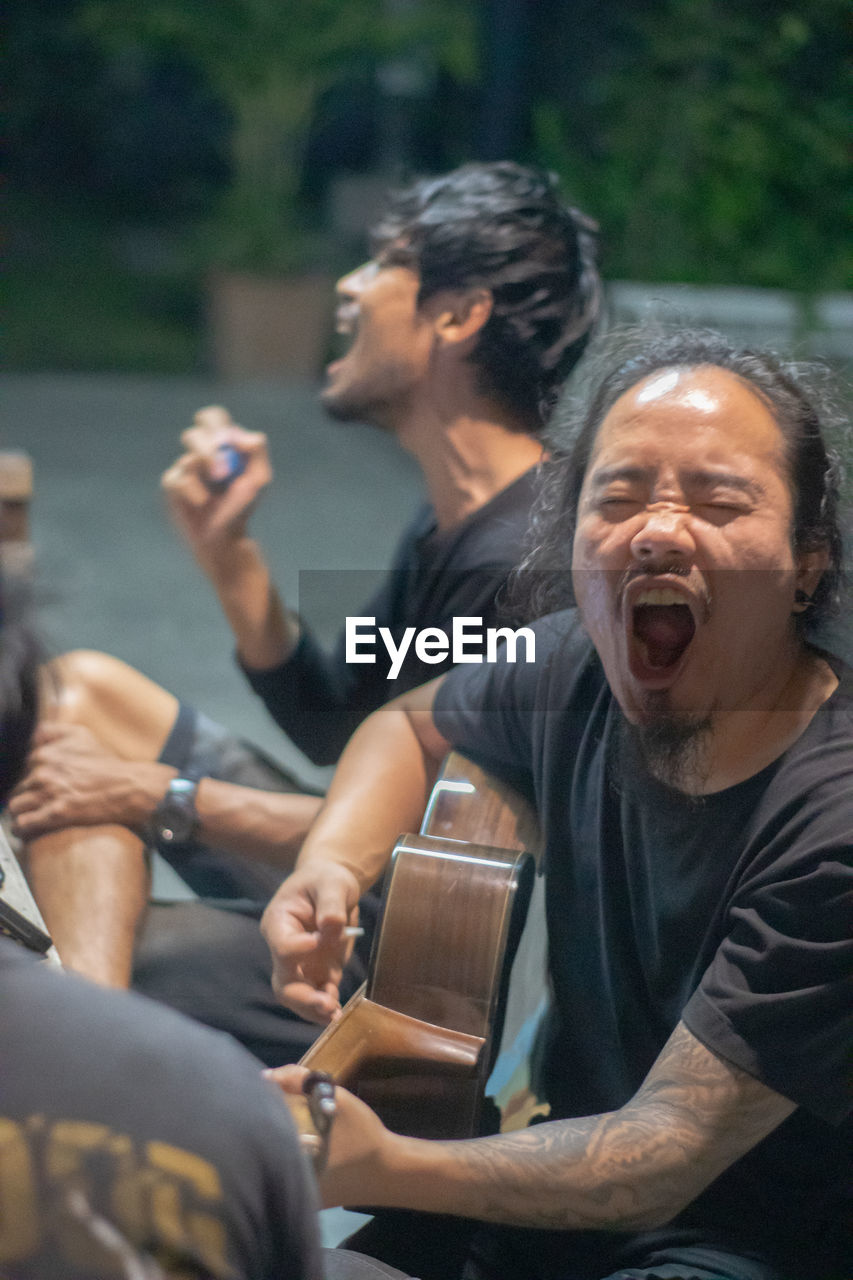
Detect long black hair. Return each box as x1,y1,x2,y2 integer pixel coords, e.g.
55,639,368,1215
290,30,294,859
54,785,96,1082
370,161,602,431
516,327,848,634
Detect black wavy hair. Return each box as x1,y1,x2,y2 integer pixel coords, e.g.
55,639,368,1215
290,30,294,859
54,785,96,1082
369,161,602,432
517,327,848,634
0,573,42,801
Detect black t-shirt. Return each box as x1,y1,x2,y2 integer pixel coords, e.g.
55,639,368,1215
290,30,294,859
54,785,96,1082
242,467,541,764
434,611,853,1277
0,938,321,1279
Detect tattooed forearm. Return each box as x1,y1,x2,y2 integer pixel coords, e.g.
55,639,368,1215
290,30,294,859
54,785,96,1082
386,1021,795,1231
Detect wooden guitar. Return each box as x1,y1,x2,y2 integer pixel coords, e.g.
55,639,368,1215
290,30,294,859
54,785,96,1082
291,751,541,1149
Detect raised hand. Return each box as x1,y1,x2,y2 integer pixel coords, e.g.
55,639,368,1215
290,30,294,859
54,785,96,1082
161,405,273,567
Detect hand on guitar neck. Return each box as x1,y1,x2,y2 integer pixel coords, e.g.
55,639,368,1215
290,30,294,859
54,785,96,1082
267,1062,395,1208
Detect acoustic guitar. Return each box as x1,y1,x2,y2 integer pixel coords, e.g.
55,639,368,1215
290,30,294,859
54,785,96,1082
291,751,541,1151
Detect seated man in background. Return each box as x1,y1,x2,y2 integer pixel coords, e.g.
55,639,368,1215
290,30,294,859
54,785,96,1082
0,574,326,1280
10,162,601,1066
261,330,852,1280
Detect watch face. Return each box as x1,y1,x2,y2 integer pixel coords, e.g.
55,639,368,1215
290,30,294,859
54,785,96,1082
158,778,198,845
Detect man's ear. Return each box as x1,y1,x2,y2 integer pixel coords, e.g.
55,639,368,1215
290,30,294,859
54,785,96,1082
433,289,493,349
793,545,830,612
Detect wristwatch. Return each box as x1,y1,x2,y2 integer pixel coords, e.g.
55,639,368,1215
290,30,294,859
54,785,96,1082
150,776,200,849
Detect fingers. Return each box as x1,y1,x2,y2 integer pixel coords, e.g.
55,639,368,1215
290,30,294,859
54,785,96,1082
272,967,343,1023
263,1063,310,1096
261,864,362,1020
179,405,241,459
7,776,58,839
192,404,235,432
179,406,269,478
263,920,343,1023
160,454,216,523
313,873,358,934
266,1069,391,1208
7,781,34,821
9,808,53,841
266,924,344,1023
162,407,272,541
275,975,341,1024
8,750,72,834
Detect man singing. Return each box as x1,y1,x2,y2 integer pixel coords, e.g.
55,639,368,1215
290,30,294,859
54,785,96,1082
263,330,851,1280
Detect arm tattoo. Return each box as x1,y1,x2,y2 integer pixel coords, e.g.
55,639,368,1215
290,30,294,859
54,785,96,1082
428,1021,795,1231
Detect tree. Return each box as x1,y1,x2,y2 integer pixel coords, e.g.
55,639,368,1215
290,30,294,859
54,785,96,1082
529,0,851,290
83,0,478,271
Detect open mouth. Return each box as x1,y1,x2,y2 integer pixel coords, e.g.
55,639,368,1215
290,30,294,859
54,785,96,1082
631,587,697,676
326,310,358,373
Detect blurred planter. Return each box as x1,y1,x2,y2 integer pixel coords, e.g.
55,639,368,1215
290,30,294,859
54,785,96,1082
206,270,334,379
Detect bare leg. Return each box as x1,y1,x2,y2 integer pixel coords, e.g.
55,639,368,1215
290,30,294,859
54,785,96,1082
25,826,149,986
25,651,180,985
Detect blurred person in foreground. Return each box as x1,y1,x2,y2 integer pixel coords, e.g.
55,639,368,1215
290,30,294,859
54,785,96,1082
0,576,326,1280
261,330,852,1280
10,162,601,1065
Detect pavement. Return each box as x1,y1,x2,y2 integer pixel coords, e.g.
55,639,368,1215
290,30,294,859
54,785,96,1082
6,372,424,783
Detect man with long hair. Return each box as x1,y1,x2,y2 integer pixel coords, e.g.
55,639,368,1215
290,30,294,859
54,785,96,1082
262,330,851,1280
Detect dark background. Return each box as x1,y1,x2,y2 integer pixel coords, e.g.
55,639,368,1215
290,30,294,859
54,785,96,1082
8,0,852,372
5,0,851,754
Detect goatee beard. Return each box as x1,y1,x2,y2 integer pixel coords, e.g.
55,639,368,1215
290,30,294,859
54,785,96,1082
618,710,713,793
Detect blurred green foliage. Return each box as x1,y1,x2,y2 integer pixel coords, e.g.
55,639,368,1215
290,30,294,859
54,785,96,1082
6,193,202,372
7,0,850,371
81,0,478,272
531,0,852,291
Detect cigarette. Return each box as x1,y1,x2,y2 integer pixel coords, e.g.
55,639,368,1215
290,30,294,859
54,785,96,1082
343,926,365,939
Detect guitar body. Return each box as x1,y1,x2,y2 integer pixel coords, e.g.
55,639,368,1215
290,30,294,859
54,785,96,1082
299,752,540,1140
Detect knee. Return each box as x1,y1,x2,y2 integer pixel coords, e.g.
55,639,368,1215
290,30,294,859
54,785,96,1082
44,650,179,758
47,649,136,714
